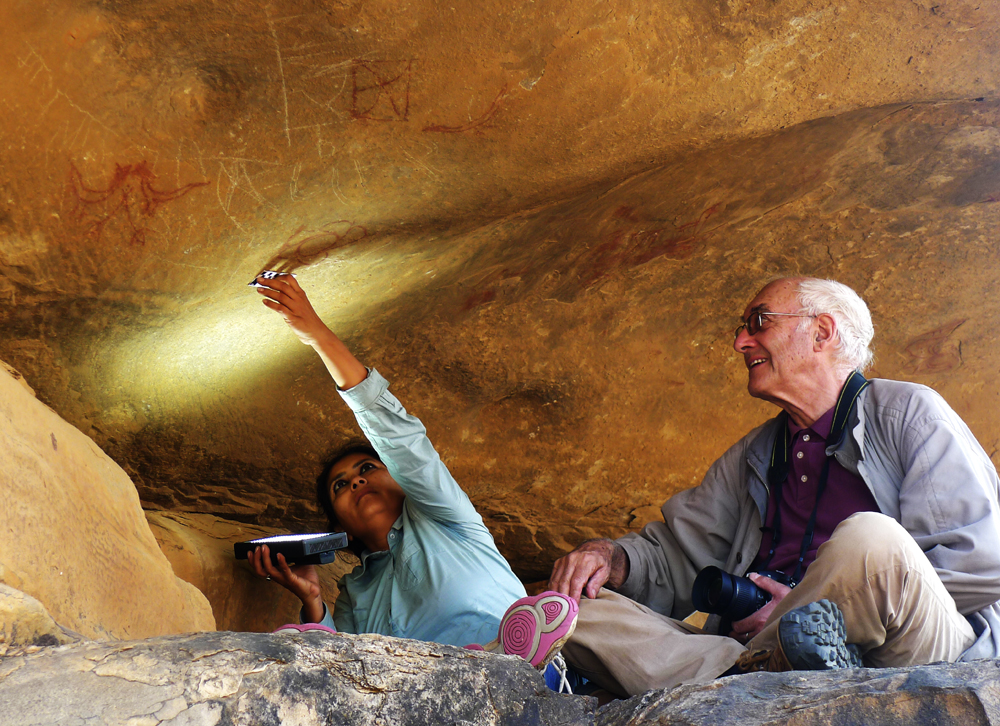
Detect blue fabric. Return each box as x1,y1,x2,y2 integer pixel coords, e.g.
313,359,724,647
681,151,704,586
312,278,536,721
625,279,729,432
544,662,591,694
314,369,526,648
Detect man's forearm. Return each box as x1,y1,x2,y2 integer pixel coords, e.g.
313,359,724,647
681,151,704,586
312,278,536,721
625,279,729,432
607,540,630,590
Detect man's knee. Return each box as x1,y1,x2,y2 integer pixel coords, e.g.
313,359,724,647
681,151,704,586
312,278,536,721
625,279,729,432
820,512,920,566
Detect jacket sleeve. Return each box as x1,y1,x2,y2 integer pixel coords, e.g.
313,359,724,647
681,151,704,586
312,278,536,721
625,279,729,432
877,386,1000,614
337,369,480,525
614,432,758,619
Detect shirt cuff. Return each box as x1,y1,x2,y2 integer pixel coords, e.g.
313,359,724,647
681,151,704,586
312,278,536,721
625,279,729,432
299,601,332,626
338,368,389,412
613,537,644,600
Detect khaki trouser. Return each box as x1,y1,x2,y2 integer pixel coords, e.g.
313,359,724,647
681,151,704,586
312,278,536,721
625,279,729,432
562,512,977,697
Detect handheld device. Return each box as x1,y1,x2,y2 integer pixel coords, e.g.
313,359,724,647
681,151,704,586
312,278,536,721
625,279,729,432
234,532,348,567
248,270,296,289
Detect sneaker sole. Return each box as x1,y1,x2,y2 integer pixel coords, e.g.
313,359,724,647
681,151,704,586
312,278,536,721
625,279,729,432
778,599,863,670
488,592,579,669
273,623,338,635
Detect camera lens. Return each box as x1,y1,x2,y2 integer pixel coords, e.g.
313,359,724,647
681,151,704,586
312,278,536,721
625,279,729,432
692,567,771,623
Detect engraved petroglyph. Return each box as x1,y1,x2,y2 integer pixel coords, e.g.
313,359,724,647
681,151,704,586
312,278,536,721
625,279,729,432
17,42,53,88
215,158,280,232
265,8,292,147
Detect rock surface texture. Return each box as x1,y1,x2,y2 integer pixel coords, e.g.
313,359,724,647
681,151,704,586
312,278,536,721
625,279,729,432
0,363,215,639
0,2,999,582
1,632,999,726
0,631,594,726
0,585,80,658
597,661,1000,726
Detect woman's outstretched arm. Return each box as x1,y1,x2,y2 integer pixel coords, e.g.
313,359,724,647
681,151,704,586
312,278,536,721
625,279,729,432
254,272,367,390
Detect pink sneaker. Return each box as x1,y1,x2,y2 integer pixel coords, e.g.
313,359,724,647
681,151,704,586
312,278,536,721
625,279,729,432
273,623,338,635
481,591,578,669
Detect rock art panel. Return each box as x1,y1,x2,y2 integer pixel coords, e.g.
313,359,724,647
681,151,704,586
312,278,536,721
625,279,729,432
1,0,1000,585
0,362,215,639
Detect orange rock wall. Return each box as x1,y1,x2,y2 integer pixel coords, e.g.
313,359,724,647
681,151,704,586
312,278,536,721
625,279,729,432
0,1,998,581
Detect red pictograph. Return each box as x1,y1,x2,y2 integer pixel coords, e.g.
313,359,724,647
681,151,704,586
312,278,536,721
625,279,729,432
67,161,208,246
261,220,373,272
423,86,508,134
570,204,719,289
350,60,413,122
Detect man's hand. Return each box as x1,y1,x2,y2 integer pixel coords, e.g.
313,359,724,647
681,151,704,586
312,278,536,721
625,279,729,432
247,544,325,623
549,539,629,603
728,573,792,644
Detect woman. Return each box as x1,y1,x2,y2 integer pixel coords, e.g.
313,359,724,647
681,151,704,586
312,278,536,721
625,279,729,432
246,272,576,669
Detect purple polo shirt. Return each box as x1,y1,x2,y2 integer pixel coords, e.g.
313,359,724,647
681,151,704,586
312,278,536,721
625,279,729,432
752,405,880,578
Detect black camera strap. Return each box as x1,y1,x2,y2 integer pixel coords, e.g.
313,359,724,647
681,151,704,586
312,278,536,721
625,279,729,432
760,370,870,584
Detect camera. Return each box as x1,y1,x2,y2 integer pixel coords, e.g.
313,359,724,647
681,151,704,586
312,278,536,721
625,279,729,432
691,566,793,633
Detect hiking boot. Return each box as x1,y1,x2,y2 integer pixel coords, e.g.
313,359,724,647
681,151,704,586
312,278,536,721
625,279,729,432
778,599,863,670
476,591,579,669
729,599,862,675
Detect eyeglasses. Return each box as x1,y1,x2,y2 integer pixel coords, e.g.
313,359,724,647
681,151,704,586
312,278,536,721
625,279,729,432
734,311,817,339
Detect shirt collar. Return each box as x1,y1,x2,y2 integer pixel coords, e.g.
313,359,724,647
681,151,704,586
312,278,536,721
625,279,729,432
355,512,406,567
787,404,835,442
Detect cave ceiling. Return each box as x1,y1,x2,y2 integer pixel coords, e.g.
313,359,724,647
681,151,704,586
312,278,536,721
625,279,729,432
1,0,999,579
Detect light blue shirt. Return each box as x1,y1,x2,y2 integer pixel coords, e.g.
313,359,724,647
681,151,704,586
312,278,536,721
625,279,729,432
315,369,526,647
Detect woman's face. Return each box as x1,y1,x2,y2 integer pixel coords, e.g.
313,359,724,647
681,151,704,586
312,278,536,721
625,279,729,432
327,452,405,549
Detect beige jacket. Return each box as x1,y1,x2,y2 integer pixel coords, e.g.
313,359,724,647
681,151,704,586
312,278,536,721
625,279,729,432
616,378,1000,660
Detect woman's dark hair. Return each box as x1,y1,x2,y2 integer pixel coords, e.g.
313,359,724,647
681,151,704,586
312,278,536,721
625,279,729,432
316,440,380,557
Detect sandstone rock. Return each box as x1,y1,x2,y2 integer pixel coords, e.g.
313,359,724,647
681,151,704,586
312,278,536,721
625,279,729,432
1,1,1000,585
596,662,1000,726
0,584,81,657
145,511,356,632
0,363,215,639
0,630,595,726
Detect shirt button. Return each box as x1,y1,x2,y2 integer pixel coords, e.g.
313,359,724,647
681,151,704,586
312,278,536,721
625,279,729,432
800,475,808,483
802,434,811,442
796,451,804,459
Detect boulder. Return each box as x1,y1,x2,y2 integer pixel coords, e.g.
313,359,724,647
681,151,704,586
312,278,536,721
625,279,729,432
597,661,1000,726
145,511,356,632
0,584,81,657
0,630,595,726
0,362,215,639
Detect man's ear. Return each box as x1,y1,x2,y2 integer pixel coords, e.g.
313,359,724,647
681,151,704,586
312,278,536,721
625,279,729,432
813,313,837,351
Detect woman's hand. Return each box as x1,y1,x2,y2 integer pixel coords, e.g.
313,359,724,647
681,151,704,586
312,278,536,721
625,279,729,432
252,273,367,390
254,273,330,347
247,544,325,623
728,573,793,644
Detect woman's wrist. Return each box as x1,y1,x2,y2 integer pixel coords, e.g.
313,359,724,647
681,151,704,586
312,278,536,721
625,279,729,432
300,593,326,624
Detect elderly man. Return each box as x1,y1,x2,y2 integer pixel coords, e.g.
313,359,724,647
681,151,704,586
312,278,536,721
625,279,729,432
550,277,1000,697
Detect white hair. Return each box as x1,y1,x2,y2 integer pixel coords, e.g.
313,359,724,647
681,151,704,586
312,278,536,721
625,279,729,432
794,278,875,372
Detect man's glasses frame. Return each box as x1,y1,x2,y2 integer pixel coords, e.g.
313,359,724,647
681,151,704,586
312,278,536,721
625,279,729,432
735,311,817,339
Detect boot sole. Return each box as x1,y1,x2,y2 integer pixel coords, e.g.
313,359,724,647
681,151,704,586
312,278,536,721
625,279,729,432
778,599,863,670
